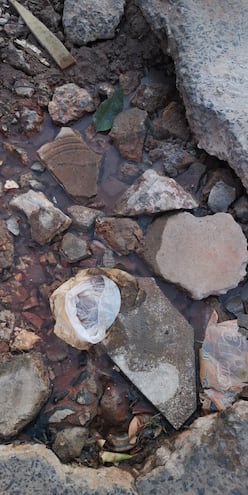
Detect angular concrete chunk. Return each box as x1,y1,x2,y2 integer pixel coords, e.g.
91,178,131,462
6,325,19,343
114,169,198,216
138,0,248,192
104,277,196,429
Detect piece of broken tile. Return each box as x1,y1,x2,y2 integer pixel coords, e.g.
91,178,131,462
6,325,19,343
103,276,196,429
37,127,102,200
113,169,198,216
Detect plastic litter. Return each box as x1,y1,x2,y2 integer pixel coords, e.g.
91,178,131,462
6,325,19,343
50,270,121,349
200,310,248,410
65,274,121,344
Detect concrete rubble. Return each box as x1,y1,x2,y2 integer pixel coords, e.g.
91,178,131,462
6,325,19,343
104,276,196,429
144,212,248,299
137,0,248,192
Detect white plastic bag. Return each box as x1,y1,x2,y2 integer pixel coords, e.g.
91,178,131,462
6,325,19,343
65,274,121,344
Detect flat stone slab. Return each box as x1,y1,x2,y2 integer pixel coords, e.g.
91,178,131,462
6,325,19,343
113,169,198,216
104,277,196,429
0,353,50,439
138,0,248,192
144,212,248,300
0,443,137,495
137,400,248,495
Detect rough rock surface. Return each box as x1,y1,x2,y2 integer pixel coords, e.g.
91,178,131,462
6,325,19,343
144,212,248,300
52,427,88,462
0,443,137,495
137,400,248,495
137,0,248,192
10,190,71,244
60,233,90,262
95,217,144,255
67,205,104,230
114,169,198,216
0,220,14,271
38,128,102,200
208,180,236,212
48,84,95,125
104,277,196,429
0,353,50,439
63,0,125,45
110,108,148,162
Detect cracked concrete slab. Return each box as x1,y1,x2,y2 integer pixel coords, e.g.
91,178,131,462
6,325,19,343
137,0,248,191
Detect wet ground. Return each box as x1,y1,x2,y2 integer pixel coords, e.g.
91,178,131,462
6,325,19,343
0,0,247,472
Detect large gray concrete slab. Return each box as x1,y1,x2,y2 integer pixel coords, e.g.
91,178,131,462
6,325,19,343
104,277,196,429
137,0,248,191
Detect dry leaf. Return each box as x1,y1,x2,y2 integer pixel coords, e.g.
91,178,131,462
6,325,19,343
128,414,152,445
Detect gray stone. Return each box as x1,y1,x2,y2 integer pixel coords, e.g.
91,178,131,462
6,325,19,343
137,0,248,192
10,190,72,245
60,233,90,262
113,169,198,216
0,443,137,495
233,195,248,222
137,401,248,495
144,212,248,300
0,353,50,439
176,162,207,195
48,84,95,125
67,205,104,231
38,128,101,200
225,295,244,316
110,108,148,162
208,180,236,212
0,219,14,270
52,427,88,462
131,81,173,114
104,277,196,429
63,0,125,45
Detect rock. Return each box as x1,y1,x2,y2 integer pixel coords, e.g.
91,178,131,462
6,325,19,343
67,205,104,231
104,276,196,429
4,179,19,191
151,101,190,141
0,443,137,494
144,212,248,300
0,353,50,438
147,141,195,177
48,84,95,125
95,217,144,255
176,162,207,195
0,310,15,343
37,128,101,200
10,328,41,351
131,82,173,114
137,401,248,495
52,427,88,462
224,295,244,316
20,104,44,134
10,190,71,245
60,233,90,262
113,169,198,216
137,0,248,193
208,180,236,212
14,79,35,98
110,108,148,162
98,82,115,98
119,70,142,95
233,196,248,222
0,220,14,271
63,0,125,45
100,382,130,425
3,142,29,164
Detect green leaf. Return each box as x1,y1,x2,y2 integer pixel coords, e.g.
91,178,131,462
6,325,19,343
100,451,133,464
93,88,123,132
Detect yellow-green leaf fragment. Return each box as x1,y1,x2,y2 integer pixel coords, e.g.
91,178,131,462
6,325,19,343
100,451,133,464
8,0,75,70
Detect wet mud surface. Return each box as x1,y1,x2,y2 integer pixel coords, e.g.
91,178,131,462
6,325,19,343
0,0,247,471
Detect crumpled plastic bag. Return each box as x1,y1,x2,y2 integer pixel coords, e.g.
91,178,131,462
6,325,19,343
50,270,121,349
200,310,248,410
